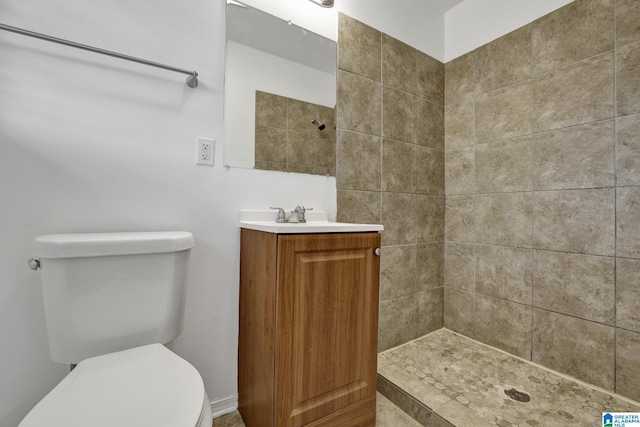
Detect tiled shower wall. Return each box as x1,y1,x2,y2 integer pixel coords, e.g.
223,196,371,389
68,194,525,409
443,0,640,401
335,13,446,352
335,0,640,403
254,90,336,176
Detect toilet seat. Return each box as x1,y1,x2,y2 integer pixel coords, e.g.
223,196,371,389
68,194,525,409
19,344,207,427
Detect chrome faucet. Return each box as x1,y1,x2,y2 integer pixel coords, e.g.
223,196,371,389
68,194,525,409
270,205,313,223
291,205,312,223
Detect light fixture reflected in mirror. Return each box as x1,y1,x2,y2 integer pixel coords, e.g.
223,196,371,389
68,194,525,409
308,0,334,8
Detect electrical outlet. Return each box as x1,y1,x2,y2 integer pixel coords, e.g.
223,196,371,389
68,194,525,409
196,137,215,166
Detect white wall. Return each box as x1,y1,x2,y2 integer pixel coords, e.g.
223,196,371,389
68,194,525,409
224,41,335,169
0,0,336,425
444,0,574,61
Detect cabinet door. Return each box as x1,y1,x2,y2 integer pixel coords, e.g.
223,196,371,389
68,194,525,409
274,233,380,427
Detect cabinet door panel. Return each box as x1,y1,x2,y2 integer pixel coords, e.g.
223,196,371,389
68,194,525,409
275,233,380,427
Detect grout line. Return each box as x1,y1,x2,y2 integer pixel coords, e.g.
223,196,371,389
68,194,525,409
529,18,536,363
612,0,619,394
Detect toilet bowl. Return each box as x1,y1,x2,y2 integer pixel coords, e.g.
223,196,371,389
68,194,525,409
19,344,211,427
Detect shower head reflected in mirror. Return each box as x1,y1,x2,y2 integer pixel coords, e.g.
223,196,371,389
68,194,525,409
308,0,334,7
311,119,326,130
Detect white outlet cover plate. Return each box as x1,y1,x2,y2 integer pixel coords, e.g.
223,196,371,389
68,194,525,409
196,137,215,166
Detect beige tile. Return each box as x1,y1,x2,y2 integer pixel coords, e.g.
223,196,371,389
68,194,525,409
314,131,335,172
417,242,444,290
316,104,336,134
417,51,444,105
416,194,444,243
445,148,475,195
417,287,444,337
616,258,640,332
255,91,287,129
436,400,494,427
337,189,380,224
617,41,640,116
616,0,640,47
444,100,475,150
476,137,532,193
416,146,444,195
378,294,418,352
533,188,615,256
476,81,532,143
287,130,316,166
376,393,423,427
532,308,615,390
336,130,380,191
312,165,334,177
380,244,417,300
417,99,444,150
382,34,417,94
533,250,615,324
288,98,319,132
444,52,474,105
616,328,640,402
378,363,452,410
474,295,532,359
533,52,615,132
617,114,640,186
337,69,382,136
475,25,532,94
532,0,614,74
337,13,381,81
255,126,287,163
382,192,417,246
475,245,532,305
532,120,615,190
382,139,416,193
617,187,640,258
444,195,475,243
377,374,439,427
444,243,474,292
383,86,417,143
476,192,533,247
444,287,474,337
212,411,245,427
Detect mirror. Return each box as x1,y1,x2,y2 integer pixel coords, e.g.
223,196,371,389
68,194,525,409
224,1,337,176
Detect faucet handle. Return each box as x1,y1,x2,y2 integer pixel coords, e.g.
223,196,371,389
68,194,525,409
292,205,313,223
270,206,286,223
293,205,313,212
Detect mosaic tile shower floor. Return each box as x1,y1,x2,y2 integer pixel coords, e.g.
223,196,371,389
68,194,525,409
378,329,640,427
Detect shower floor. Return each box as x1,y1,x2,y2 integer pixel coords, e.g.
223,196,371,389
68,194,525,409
378,329,640,427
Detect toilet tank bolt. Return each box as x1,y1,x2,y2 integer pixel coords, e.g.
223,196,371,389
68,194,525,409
27,258,40,270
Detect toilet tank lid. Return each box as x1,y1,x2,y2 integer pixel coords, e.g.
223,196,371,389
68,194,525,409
33,231,195,258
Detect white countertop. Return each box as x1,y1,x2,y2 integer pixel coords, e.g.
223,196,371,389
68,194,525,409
239,210,384,234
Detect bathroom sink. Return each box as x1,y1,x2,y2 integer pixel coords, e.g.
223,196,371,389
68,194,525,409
240,210,383,234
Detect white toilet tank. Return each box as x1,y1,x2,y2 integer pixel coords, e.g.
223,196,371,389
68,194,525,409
32,231,195,364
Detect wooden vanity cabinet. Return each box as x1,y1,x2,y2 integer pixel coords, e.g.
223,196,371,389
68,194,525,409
238,229,381,427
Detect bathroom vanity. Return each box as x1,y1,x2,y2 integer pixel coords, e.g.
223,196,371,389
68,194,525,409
238,212,382,427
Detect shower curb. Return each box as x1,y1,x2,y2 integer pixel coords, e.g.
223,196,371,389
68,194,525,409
377,374,454,427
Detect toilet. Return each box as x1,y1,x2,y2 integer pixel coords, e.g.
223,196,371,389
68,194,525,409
19,231,211,427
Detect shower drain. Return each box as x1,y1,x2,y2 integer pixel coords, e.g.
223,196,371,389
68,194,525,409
504,388,531,402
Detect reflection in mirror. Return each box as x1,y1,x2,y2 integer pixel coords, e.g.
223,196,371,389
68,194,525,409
224,1,337,176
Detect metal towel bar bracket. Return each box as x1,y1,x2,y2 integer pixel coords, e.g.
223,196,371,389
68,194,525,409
0,23,199,88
